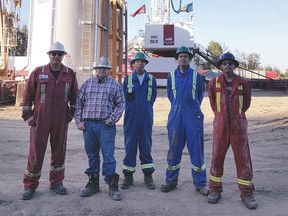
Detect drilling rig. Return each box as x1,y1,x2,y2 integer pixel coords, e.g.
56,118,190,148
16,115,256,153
0,0,21,103
0,0,20,78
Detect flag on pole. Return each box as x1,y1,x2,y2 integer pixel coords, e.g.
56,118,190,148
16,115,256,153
130,4,146,17
178,2,193,13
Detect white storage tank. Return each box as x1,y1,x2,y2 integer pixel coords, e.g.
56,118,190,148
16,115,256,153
28,0,102,84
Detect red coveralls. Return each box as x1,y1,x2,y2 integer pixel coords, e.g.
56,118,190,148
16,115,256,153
207,73,254,198
22,64,78,189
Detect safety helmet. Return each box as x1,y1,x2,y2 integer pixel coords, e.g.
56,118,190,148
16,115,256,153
175,45,193,59
217,52,239,68
93,56,112,69
47,42,67,54
131,51,149,64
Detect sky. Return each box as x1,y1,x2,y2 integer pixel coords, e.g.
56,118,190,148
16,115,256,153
127,0,288,72
19,0,288,72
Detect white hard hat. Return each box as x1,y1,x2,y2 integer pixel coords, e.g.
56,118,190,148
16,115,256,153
93,57,112,69
47,42,67,54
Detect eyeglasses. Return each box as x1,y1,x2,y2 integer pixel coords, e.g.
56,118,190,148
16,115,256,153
221,61,234,66
51,52,64,57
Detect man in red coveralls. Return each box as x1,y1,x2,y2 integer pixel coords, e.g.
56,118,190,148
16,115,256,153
21,42,78,200
206,52,257,209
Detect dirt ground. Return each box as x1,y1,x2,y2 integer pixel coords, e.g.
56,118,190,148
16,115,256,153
0,89,287,216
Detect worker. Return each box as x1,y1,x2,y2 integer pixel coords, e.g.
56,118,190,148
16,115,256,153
21,42,78,200
161,45,209,196
74,57,125,201
121,51,157,190
206,52,257,209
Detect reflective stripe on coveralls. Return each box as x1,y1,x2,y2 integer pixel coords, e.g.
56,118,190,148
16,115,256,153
215,77,244,114
209,176,253,189
167,164,181,171
141,163,154,169
170,70,198,99
123,165,136,172
238,178,253,186
127,73,153,101
50,165,65,172
192,164,206,173
210,174,222,183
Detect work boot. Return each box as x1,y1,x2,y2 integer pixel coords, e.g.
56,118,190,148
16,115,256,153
144,173,156,190
242,193,257,209
80,174,100,197
196,187,210,196
208,192,221,204
50,183,67,195
161,183,177,192
108,173,122,201
21,188,36,200
121,172,133,189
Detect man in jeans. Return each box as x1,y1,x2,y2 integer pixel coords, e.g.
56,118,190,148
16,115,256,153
74,57,125,201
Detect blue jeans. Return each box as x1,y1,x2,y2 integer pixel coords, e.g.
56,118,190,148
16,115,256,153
83,120,116,184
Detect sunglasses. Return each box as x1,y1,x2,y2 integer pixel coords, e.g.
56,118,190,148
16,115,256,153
51,52,64,57
221,61,234,66
97,67,109,70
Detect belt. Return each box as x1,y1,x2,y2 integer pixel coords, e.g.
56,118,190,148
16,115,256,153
84,118,108,122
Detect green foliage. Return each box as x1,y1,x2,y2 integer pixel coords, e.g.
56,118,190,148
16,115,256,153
8,25,28,56
207,41,223,58
16,25,28,56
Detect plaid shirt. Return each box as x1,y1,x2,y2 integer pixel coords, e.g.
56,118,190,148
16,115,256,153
74,76,125,125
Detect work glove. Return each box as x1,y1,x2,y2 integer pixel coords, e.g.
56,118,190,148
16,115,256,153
77,122,85,131
26,115,36,127
104,118,114,126
66,112,74,123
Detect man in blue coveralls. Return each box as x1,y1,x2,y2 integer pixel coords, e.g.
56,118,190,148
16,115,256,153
121,51,157,190
161,46,209,196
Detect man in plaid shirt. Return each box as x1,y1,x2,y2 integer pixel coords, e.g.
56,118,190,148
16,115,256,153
74,57,125,201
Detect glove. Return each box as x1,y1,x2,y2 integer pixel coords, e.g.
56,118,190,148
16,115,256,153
66,112,74,123
104,118,114,126
26,116,36,127
77,122,85,131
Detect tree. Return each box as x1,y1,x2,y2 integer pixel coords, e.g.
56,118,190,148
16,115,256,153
196,41,223,70
284,69,288,78
207,41,223,58
247,52,261,70
15,25,28,56
9,25,28,56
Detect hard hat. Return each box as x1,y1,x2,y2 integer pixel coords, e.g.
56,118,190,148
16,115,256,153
175,45,193,59
47,42,67,54
131,51,149,64
217,52,239,68
93,57,112,69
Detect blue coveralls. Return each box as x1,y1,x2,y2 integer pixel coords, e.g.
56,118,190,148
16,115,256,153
165,66,207,189
123,71,157,174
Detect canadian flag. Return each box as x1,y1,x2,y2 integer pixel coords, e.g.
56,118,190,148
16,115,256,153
130,4,146,17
